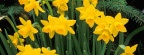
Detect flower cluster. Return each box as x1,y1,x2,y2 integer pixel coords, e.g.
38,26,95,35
76,0,129,44
17,17,38,41
8,32,24,46
3,0,139,55
52,0,69,15
76,0,102,28
41,15,76,38
17,44,57,55
18,0,45,16
121,44,138,55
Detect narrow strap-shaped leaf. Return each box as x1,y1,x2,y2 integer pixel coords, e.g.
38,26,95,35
0,32,14,55
4,29,17,54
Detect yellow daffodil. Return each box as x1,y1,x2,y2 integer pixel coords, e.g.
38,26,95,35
18,0,45,16
90,0,98,7
42,47,57,55
41,15,59,39
16,44,41,55
110,13,129,37
52,0,68,15
8,32,24,46
76,0,102,28
97,30,114,44
121,44,138,55
24,0,45,16
18,0,28,5
94,13,114,44
0,28,1,32
17,17,38,41
55,15,76,36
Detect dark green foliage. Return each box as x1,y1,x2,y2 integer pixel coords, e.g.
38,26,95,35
0,4,24,16
97,0,144,25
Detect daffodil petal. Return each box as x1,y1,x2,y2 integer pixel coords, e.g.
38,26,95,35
112,28,119,37
66,20,76,26
29,32,34,41
24,2,35,12
22,32,29,38
27,20,32,26
131,44,138,53
49,31,55,39
110,35,114,42
83,0,90,7
19,17,27,25
34,8,39,16
85,18,94,28
33,48,41,55
93,26,104,34
31,27,38,33
115,13,122,20
42,47,49,53
116,24,127,32
119,19,129,25
67,27,75,34
17,45,25,51
36,2,45,13
40,20,49,26
17,25,24,29
97,34,102,41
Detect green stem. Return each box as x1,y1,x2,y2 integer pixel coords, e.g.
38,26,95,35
33,22,47,47
101,43,107,55
124,26,144,45
43,0,53,16
92,34,96,55
68,33,72,55
5,16,17,32
106,41,111,55
119,32,124,45
4,29,17,54
60,35,64,55
0,32,14,55
96,35,102,55
114,32,124,55
0,44,6,55
114,47,120,55
72,35,82,55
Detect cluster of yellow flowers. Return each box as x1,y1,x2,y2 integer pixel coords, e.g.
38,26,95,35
9,0,75,55
76,0,129,44
17,45,57,55
7,0,138,55
41,15,76,38
52,0,69,15
18,0,45,16
121,44,138,55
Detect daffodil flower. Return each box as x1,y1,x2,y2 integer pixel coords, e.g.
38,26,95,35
42,47,57,55
121,44,138,55
24,0,45,16
55,15,76,36
16,44,41,55
90,0,98,7
17,17,38,41
18,0,28,5
8,32,24,46
110,13,129,37
41,15,59,39
94,13,114,44
76,0,102,28
18,0,45,16
52,0,69,15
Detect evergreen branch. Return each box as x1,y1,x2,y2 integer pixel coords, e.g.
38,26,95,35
97,0,144,25
0,4,24,16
